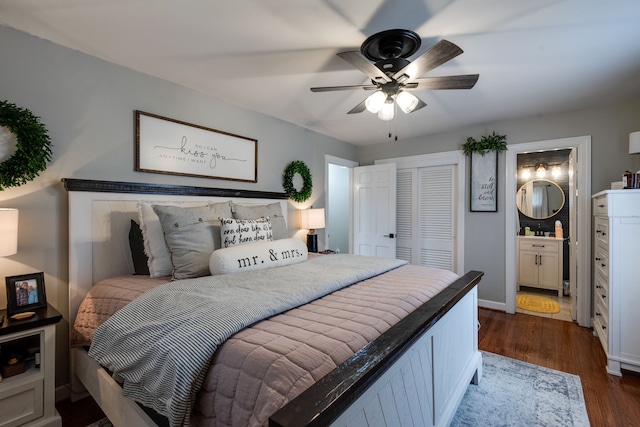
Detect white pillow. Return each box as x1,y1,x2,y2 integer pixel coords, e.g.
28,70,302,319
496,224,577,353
209,238,307,275
220,217,273,248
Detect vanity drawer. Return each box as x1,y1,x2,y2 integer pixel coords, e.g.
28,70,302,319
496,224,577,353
518,239,560,254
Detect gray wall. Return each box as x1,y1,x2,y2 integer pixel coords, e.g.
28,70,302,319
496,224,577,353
0,25,357,385
358,97,640,304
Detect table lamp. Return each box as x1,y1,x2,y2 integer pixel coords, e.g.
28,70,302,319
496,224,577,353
0,208,19,257
629,131,640,173
299,207,325,253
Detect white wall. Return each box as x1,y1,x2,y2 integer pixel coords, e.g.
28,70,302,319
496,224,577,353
358,97,640,304
0,25,358,385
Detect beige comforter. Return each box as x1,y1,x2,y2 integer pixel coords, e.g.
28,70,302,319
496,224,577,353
72,263,458,427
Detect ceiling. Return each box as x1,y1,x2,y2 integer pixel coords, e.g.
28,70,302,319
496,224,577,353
2,0,640,146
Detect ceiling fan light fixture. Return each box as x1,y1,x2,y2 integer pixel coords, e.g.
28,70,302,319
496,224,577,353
378,98,395,121
396,91,419,114
365,91,386,113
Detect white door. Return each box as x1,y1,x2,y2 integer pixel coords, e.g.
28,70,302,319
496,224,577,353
396,165,457,271
353,163,397,257
569,148,578,320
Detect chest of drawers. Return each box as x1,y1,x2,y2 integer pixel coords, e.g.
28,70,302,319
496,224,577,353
592,189,640,375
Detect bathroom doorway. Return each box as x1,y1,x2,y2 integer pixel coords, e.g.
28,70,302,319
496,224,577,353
505,136,592,327
325,155,358,254
515,149,572,321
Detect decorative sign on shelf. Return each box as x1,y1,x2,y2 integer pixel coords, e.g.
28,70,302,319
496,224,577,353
470,151,497,212
135,110,257,183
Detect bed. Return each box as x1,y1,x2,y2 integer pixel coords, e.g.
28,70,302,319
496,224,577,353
64,178,483,427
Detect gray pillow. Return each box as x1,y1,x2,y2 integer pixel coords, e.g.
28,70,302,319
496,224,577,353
152,202,233,279
231,202,288,240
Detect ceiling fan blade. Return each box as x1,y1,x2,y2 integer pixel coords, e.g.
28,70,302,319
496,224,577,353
337,51,391,83
392,39,463,81
412,97,427,112
310,84,377,92
408,74,480,90
347,99,367,114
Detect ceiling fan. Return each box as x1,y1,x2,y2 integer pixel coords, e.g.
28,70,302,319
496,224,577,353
311,29,479,121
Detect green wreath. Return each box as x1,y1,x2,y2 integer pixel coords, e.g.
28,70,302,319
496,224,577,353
282,160,313,203
0,100,53,190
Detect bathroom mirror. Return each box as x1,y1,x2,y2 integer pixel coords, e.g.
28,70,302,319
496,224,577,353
516,179,565,219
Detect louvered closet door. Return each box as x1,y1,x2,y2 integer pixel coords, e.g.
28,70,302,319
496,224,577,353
396,165,456,270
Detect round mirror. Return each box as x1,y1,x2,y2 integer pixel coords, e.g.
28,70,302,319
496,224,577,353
516,179,565,219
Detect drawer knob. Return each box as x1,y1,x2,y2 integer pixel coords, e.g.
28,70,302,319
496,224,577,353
595,257,601,261
602,325,607,330
596,284,602,289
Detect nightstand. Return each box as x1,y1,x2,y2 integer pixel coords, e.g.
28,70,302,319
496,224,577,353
0,305,62,427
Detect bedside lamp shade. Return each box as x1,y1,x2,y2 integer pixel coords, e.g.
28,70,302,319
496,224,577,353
630,131,640,154
0,208,19,256
299,208,325,253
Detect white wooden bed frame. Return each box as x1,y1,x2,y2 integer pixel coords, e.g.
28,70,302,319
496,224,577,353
65,178,483,427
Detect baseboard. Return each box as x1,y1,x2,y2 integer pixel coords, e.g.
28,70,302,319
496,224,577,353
56,384,71,403
478,299,506,312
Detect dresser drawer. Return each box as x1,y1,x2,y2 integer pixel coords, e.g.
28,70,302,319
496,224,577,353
594,245,609,281
594,299,609,353
593,194,608,216
594,272,609,307
594,217,609,248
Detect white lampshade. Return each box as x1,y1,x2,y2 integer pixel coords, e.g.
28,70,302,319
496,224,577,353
378,99,395,121
629,131,640,154
299,208,325,231
396,91,419,114
365,91,386,113
0,208,19,256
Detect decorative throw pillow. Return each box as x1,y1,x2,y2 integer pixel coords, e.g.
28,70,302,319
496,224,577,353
231,202,288,240
153,202,234,280
220,217,273,248
209,238,307,275
138,202,178,278
129,220,150,275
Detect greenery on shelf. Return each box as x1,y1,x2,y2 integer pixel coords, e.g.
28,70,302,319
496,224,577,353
462,131,507,156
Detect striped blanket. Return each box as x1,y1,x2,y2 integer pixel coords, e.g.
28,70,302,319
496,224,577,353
88,255,406,427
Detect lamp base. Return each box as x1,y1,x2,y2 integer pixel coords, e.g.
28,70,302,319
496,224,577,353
306,233,318,253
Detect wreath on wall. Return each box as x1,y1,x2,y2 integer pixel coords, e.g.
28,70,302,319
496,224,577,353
282,160,313,203
0,100,53,190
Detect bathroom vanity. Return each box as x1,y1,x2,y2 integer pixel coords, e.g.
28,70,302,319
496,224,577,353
516,236,563,297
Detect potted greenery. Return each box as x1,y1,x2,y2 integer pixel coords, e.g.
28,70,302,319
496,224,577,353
462,131,507,156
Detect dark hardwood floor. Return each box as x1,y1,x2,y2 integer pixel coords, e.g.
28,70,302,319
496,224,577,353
56,308,640,426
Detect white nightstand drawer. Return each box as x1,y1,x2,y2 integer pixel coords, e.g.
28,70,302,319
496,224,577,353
0,379,43,427
594,217,609,248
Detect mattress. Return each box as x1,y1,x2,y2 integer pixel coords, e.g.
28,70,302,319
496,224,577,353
72,262,458,426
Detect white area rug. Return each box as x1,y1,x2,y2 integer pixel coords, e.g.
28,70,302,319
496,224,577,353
451,351,590,426
87,351,590,427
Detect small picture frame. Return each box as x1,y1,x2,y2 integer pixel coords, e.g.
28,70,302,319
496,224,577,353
5,272,47,316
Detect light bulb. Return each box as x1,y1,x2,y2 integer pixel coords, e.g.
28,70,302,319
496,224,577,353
396,91,419,114
552,165,561,178
522,167,531,180
365,91,386,113
378,99,395,121
536,164,546,178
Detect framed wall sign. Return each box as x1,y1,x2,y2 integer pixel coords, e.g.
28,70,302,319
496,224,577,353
470,151,497,212
135,111,257,183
